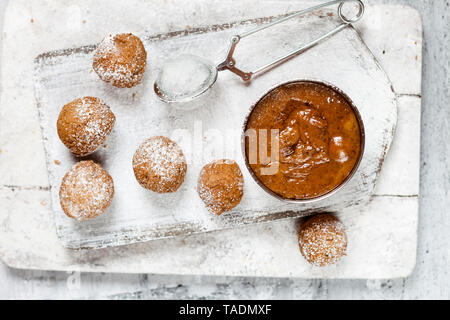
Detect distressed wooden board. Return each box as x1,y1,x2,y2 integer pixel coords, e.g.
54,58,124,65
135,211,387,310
34,10,396,250
0,0,421,279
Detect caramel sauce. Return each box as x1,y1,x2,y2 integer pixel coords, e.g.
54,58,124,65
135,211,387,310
245,81,362,200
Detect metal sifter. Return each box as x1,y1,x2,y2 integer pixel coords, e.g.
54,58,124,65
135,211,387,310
154,0,365,103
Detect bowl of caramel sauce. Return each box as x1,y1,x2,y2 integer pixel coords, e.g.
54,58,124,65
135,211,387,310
242,80,365,203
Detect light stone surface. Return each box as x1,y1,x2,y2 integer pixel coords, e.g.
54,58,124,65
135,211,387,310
0,0,448,299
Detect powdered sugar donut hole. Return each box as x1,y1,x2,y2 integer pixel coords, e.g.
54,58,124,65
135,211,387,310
57,96,116,157
132,136,187,193
197,159,244,215
298,214,348,267
59,161,114,221
93,33,147,88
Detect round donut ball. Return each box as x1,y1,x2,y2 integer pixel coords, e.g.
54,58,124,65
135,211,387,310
298,214,347,267
132,136,187,193
57,97,115,157
59,161,114,221
197,159,244,215
93,33,147,88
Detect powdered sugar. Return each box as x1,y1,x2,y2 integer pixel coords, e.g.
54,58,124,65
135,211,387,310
33,10,396,249
74,98,111,144
133,138,183,176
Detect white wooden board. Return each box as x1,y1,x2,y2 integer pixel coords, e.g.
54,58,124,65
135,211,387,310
34,10,396,249
0,0,421,279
